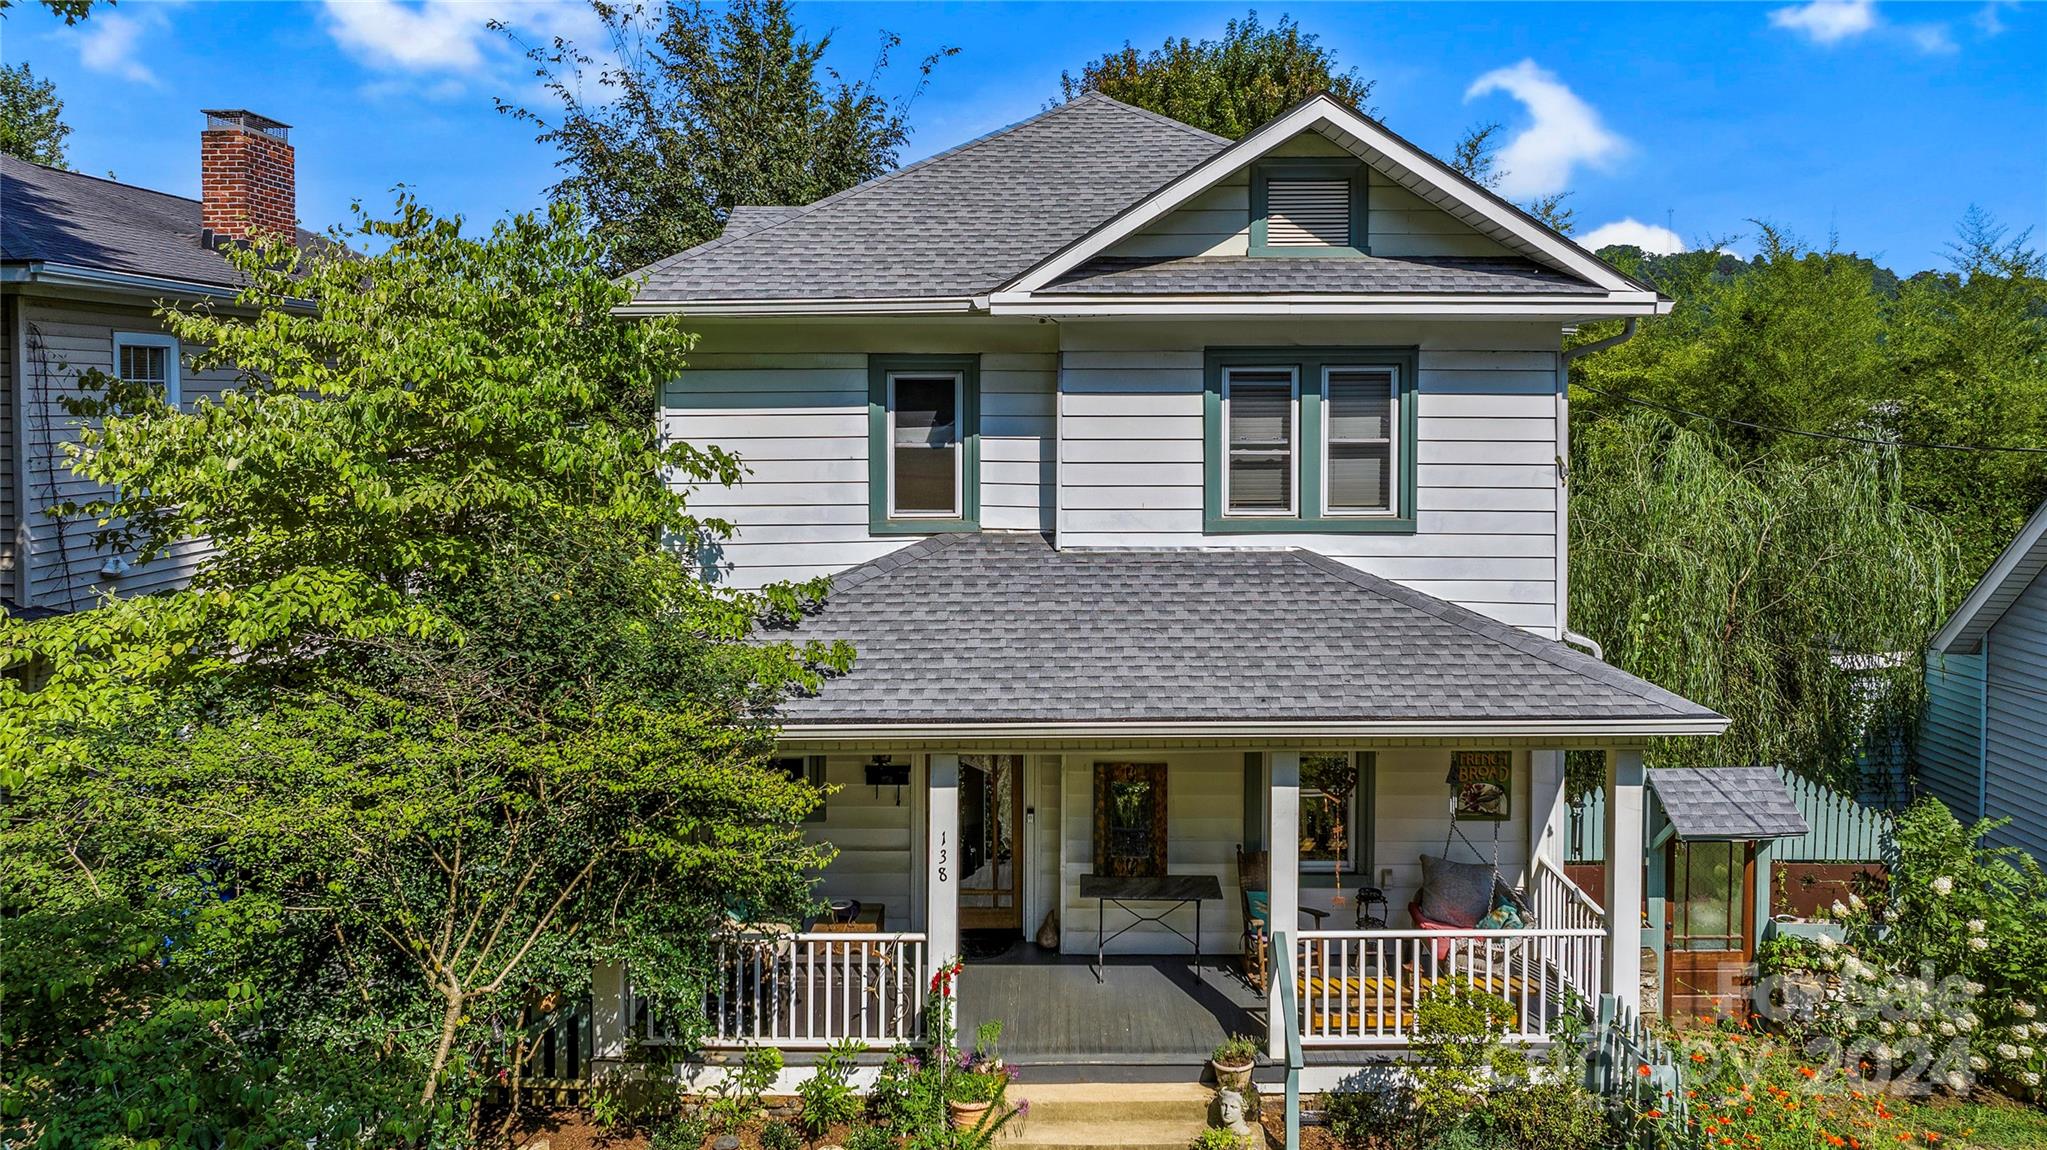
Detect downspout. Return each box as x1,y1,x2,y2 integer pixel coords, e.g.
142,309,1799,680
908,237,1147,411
1556,318,1638,661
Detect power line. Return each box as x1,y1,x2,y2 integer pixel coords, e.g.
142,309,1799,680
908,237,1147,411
1570,382,2047,456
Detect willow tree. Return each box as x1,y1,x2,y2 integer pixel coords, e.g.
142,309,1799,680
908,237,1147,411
1568,412,1953,783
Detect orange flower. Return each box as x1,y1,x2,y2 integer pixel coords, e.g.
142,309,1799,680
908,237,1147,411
1799,1065,1819,1079
1694,1051,1711,1063
1645,1108,1664,1119
1639,1064,1653,1077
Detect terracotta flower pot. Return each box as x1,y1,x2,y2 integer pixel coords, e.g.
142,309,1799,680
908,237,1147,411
1211,1058,1255,1092
947,1098,993,1129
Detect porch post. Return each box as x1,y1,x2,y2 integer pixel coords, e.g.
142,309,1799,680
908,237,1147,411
1529,749,1568,874
927,754,961,976
1267,749,1301,1059
590,962,628,1068
1603,748,1646,1015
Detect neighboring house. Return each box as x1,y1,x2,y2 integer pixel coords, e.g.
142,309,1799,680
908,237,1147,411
1921,498,2047,861
1,109,311,615
590,92,1747,1084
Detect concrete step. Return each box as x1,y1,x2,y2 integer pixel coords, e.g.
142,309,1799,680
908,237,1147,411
996,1082,1218,1149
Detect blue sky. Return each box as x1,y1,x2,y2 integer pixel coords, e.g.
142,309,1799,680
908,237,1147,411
6,0,2043,270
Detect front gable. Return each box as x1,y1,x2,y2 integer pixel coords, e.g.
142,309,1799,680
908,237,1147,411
1105,130,1520,264
994,93,1664,316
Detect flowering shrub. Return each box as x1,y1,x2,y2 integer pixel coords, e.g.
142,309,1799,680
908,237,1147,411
1756,799,2047,1101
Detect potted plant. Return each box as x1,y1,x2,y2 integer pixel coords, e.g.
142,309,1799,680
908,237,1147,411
1210,1034,1260,1092
945,1059,1005,1129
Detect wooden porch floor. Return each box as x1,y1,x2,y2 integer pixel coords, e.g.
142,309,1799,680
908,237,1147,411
954,940,1266,1063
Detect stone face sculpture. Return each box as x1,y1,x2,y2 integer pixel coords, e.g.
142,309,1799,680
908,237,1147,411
1211,1088,1254,1137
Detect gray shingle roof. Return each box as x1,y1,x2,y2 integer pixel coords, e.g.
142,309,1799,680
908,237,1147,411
1041,254,1597,296
2,155,323,290
767,532,1721,727
628,94,1229,303
1649,767,1811,840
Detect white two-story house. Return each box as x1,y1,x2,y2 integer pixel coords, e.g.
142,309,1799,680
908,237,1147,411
592,92,1727,1083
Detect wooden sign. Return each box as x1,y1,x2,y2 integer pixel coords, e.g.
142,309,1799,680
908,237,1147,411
1451,750,1511,820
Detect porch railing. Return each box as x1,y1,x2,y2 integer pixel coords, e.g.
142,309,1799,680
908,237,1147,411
1294,927,1605,1046
1532,855,1607,938
633,931,928,1049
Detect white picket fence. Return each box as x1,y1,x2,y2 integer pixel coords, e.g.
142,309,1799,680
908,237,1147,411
633,932,928,1049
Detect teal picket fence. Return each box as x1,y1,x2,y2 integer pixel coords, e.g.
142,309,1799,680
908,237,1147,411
1569,766,1893,865
1585,993,1687,1148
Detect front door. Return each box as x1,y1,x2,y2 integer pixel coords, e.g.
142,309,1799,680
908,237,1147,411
1665,840,1758,1021
960,755,1024,932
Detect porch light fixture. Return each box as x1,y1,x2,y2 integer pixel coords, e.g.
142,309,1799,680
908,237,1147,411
865,754,909,803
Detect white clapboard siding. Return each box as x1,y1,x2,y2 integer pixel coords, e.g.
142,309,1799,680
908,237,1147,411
11,300,228,610
666,328,1059,587
1055,320,1562,631
1102,133,1519,262
1059,750,1246,954
805,754,916,926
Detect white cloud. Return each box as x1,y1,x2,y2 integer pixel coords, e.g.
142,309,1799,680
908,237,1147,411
1769,0,1879,45
322,1,605,98
1582,219,1687,255
1907,23,1960,53
1975,2,2016,36
78,10,163,85
1462,61,1626,199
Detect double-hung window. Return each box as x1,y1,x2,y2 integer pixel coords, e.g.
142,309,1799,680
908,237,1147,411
868,354,980,533
1204,348,1416,533
113,331,181,406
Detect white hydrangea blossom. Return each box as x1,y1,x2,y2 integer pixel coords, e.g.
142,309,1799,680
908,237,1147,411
1964,981,1985,995
1970,936,1990,951
1848,893,1865,911
1998,1043,2020,1059
1939,1021,1957,1037
1932,876,1954,896
1816,932,1839,951
1970,1054,1990,1071
2014,1023,2032,1040
1879,1020,1896,1036
2025,1071,2042,1088
2021,1044,2035,1058
1968,918,1987,934
2018,1001,2038,1019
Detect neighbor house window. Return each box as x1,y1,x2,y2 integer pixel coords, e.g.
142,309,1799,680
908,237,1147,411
868,354,980,533
1250,159,1369,257
1203,348,1416,534
1301,751,1373,873
113,332,180,406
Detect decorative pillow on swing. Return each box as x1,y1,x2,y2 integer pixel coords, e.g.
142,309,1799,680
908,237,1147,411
1417,853,1497,928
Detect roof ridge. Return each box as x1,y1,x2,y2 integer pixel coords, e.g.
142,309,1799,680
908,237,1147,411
628,96,1145,282
1066,90,1233,147
1286,549,1716,717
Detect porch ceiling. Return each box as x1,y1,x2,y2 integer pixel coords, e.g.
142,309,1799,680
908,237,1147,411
766,533,1724,738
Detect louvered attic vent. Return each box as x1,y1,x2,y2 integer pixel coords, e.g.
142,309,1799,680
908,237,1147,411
1265,179,1351,247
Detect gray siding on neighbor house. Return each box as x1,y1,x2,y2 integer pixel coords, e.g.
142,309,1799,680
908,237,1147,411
3,296,17,590
7,297,224,611
1984,571,2047,858
1920,652,1987,820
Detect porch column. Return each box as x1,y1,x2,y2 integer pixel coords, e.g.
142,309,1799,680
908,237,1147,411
1603,748,1646,1016
1267,750,1301,1059
590,962,628,1069
927,754,961,977
1529,749,1568,874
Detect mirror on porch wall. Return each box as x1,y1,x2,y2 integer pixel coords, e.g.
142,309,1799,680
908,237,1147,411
1301,751,1369,913
959,754,1024,931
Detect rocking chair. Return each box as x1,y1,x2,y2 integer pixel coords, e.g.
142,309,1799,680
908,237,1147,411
1237,845,1330,993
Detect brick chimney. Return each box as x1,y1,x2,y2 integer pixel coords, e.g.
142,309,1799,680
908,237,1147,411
200,109,296,244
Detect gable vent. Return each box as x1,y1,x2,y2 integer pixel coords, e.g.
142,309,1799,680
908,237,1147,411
1266,178,1351,247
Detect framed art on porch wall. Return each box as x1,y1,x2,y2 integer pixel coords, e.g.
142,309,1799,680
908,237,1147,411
1451,750,1511,821
1093,762,1168,877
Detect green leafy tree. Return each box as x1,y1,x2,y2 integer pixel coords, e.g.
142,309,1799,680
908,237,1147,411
1,198,849,1145
0,61,69,166
497,0,951,274
1057,9,1374,139
1568,412,1953,781
0,0,104,23
1444,119,1575,234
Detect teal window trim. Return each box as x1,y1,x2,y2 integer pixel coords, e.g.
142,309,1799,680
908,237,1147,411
868,354,980,534
1249,158,1371,258
1203,347,1418,535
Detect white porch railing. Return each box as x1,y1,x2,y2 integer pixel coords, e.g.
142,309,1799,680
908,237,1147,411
1294,927,1606,1046
632,932,928,1049
1532,855,1607,938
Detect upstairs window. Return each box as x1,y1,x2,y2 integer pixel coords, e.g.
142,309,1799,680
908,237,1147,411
1203,348,1417,535
1250,159,1369,257
113,332,180,405
868,354,980,533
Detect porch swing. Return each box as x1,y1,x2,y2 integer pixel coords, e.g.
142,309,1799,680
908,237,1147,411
1409,778,1537,961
